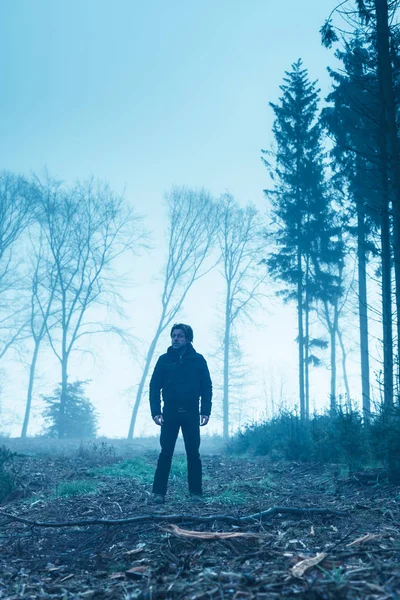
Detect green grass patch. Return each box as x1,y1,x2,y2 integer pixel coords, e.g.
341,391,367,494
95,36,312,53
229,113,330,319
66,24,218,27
207,488,248,505
170,455,187,480
93,457,154,484
57,480,98,497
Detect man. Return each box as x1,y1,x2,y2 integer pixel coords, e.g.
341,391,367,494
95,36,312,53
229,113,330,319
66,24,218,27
149,323,212,504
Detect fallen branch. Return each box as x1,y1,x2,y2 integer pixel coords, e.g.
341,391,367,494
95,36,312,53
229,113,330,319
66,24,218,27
0,506,345,529
291,552,327,578
162,524,273,540
247,507,346,520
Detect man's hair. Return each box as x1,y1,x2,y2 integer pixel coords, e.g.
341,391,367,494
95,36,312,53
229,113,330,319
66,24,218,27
170,323,194,343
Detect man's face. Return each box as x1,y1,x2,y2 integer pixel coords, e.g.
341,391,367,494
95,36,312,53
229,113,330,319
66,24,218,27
171,328,187,349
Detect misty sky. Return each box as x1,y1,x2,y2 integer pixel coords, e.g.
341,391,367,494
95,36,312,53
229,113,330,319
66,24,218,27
0,0,370,437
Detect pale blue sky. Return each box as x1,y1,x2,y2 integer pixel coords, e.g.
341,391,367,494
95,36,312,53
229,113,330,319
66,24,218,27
1,0,366,437
0,0,337,205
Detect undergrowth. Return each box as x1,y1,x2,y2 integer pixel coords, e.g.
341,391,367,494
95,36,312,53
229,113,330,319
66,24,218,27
207,488,248,505
56,480,99,497
0,446,16,501
92,454,188,485
229,406,400,481
92,457,155,484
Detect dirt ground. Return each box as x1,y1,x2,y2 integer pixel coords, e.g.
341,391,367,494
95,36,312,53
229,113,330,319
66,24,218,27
0,438,399,599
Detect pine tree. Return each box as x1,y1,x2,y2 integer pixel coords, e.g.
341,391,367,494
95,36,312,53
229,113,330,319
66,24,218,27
263,60,337,419
322,0,400,412
41,380,98,438
324,36,388,416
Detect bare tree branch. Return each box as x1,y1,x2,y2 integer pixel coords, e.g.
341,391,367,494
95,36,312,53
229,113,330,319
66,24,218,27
217,194,269,439
127,186,219,438
35,174,144,438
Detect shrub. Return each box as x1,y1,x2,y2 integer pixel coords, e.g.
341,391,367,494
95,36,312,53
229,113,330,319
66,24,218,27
370,406,400,483
76,440,116,464
228,410,314,461
229,407,371,470
0,446,16,501
330,409,367,470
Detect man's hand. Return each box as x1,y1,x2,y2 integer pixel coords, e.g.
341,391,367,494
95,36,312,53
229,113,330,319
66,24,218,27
200,415,209,426
153,415,164,426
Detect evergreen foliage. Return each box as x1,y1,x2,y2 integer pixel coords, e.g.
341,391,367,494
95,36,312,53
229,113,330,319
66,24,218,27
325,33,395,415
41,380,98,439
263,60,345,418
369,406,400,483
229,407,400,481
324,37,381,237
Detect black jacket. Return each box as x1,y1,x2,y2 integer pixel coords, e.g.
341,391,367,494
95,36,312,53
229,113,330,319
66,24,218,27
149,343,212,417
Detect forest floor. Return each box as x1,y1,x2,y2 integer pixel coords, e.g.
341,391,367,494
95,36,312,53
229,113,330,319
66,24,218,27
0,437,399,599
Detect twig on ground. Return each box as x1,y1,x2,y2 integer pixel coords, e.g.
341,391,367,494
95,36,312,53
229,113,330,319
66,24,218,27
0,506,346,529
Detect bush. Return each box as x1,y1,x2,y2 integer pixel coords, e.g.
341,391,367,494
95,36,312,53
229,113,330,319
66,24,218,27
0,446,16,501
229,407,371,471
229,410,314,461
370,406,400,483
42,380,98,438
76,440,116,465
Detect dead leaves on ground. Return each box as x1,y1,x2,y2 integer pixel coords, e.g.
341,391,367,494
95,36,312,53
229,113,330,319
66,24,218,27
2,453,400,599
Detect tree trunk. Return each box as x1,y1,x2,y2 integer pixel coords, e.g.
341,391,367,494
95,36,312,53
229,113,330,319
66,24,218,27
128,333,161,439
377,27,394,411
357,200,371,419
59,356,68,438
58,295,68,439
223,287,231,440
331,294,340,413
337,325,351,410
304,256,310,418
304,299,310,418
380,173,394,409
375,0,400,403
329,323,337,414
297,249,306,420
21,340,41,438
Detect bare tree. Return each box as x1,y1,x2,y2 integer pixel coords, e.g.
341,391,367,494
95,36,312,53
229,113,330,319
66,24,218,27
315,258,354,413
217,194,268,439
20,228,58,438
127,186,219,439
0,171,32,262
210,336,253,431
262,366,288,418
0,171,32,359
37,176,142,438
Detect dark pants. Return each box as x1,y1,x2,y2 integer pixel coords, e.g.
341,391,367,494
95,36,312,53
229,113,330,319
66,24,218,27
152,411,202,495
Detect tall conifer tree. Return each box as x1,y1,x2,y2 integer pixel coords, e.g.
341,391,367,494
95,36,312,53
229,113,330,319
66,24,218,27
325,35,392,416
263,60,338,419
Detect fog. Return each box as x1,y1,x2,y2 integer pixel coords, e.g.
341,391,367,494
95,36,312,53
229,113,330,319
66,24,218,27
0,0,384,438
